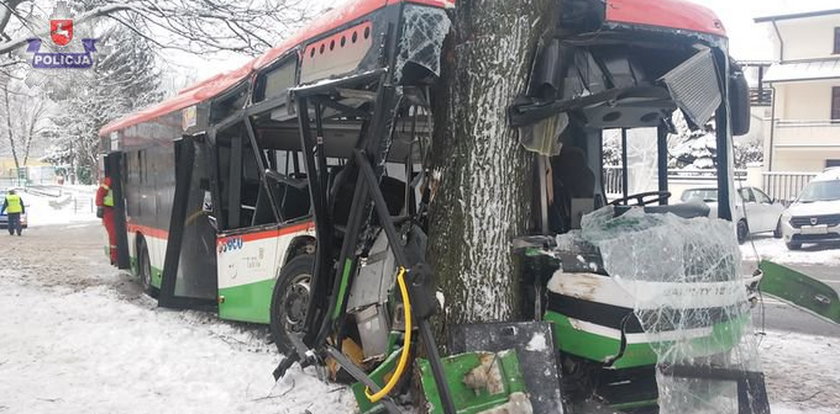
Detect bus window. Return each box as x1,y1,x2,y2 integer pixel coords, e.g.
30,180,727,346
254,57,297,103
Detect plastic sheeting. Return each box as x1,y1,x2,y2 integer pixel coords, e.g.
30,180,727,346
580,206,760,413
395,5,451,83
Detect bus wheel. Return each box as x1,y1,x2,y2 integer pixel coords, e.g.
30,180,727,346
270,254,314,355
137,236,153,295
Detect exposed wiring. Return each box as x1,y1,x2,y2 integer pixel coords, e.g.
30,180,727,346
365,266,412,403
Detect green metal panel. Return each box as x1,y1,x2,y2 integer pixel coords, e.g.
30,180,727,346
418,350,527,414
759,260,840,324
217,278,275,324
351,347,401,414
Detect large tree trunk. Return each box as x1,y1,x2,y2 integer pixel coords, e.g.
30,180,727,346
427,0,554,336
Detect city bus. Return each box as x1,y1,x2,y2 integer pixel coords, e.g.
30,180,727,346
99,0,767,412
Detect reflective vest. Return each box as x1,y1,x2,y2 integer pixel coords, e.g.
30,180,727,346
102,185,114,207
5,193,22,214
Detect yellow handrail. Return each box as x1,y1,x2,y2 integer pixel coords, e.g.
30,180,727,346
365,266,412,403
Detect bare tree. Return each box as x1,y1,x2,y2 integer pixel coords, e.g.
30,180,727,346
0,0,312,58
427,0,555,333
0,79,50,171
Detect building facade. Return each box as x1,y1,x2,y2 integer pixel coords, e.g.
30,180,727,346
756,9,840,172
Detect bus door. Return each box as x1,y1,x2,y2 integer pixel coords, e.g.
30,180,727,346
158,135,218,310
104,151,130,270
213,120,314,323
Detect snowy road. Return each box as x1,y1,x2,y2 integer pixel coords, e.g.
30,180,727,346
0,222,353,414
1,221,839,413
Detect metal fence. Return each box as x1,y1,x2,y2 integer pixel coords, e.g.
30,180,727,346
761,171,817,204
603,166,747,198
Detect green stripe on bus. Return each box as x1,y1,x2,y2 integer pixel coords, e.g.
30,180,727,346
545,311,749,370
545,311,658,369
218,279,275,324
332,259,353,320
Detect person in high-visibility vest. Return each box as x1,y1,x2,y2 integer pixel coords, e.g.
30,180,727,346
1,189,25,236
96,177,117,265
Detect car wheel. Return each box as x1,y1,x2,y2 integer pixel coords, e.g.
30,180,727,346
785,241,802,251
737,220,749,244
270,254,314,355
137,236,153,294
773,219,782,239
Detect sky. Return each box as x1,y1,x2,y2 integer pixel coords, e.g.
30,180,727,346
161,0,840,86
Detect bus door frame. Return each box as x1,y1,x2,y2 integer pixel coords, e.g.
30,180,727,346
105,151,131,270
158,134,218,310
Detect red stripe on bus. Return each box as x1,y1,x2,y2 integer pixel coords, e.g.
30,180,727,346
217,221,315,245
127,223,169,239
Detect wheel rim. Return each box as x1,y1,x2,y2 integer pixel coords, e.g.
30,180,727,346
282,273,311,333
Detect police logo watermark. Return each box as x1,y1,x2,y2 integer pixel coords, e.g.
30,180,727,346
22,3,100,70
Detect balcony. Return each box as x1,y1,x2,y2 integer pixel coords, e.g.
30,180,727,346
773,120,840,147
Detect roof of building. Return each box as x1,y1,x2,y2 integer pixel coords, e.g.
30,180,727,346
764,59,840,83
754,8,840,23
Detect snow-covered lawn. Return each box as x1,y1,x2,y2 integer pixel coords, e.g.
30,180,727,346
741,235,840,266
0,224,353,414
21,187,98,227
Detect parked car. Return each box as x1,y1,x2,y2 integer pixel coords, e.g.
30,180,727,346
681,186,785,244
779,168,840,250
0,189,29,230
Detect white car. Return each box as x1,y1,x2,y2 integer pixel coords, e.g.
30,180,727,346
681,186,785,244
779,168,840,250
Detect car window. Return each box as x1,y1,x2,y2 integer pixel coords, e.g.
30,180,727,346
737,188,755,202
798,180,840,202
682,189,717,202
752,188,771,204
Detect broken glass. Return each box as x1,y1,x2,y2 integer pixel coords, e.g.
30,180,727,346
395,5,451,83
580,206,761,413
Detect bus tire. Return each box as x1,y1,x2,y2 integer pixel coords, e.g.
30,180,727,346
736,219,749,244
270,254,315,355
137,235,153,295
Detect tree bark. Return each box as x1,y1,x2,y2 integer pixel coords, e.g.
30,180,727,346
427,0,554,336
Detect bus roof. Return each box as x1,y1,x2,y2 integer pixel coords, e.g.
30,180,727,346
99,0,454,137
99,0,725,138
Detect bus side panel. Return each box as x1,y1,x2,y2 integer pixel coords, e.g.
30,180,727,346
121,116,179,290
217,223,315,324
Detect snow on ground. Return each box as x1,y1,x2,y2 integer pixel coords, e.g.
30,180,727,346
741,235,840,266
760,330,840,413
21,187,98,227
0,223,353,414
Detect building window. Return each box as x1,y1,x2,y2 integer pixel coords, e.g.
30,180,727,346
827,159,840,168
833,87,840,121
835,27,840,54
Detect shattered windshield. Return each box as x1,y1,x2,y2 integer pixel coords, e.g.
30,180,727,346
797,180,840,203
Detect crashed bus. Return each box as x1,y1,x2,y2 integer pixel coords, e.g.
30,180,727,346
99,0,778,412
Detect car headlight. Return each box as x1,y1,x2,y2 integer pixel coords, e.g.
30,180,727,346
781,211,792,223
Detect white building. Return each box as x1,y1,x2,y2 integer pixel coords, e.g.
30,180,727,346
755,8,840,172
